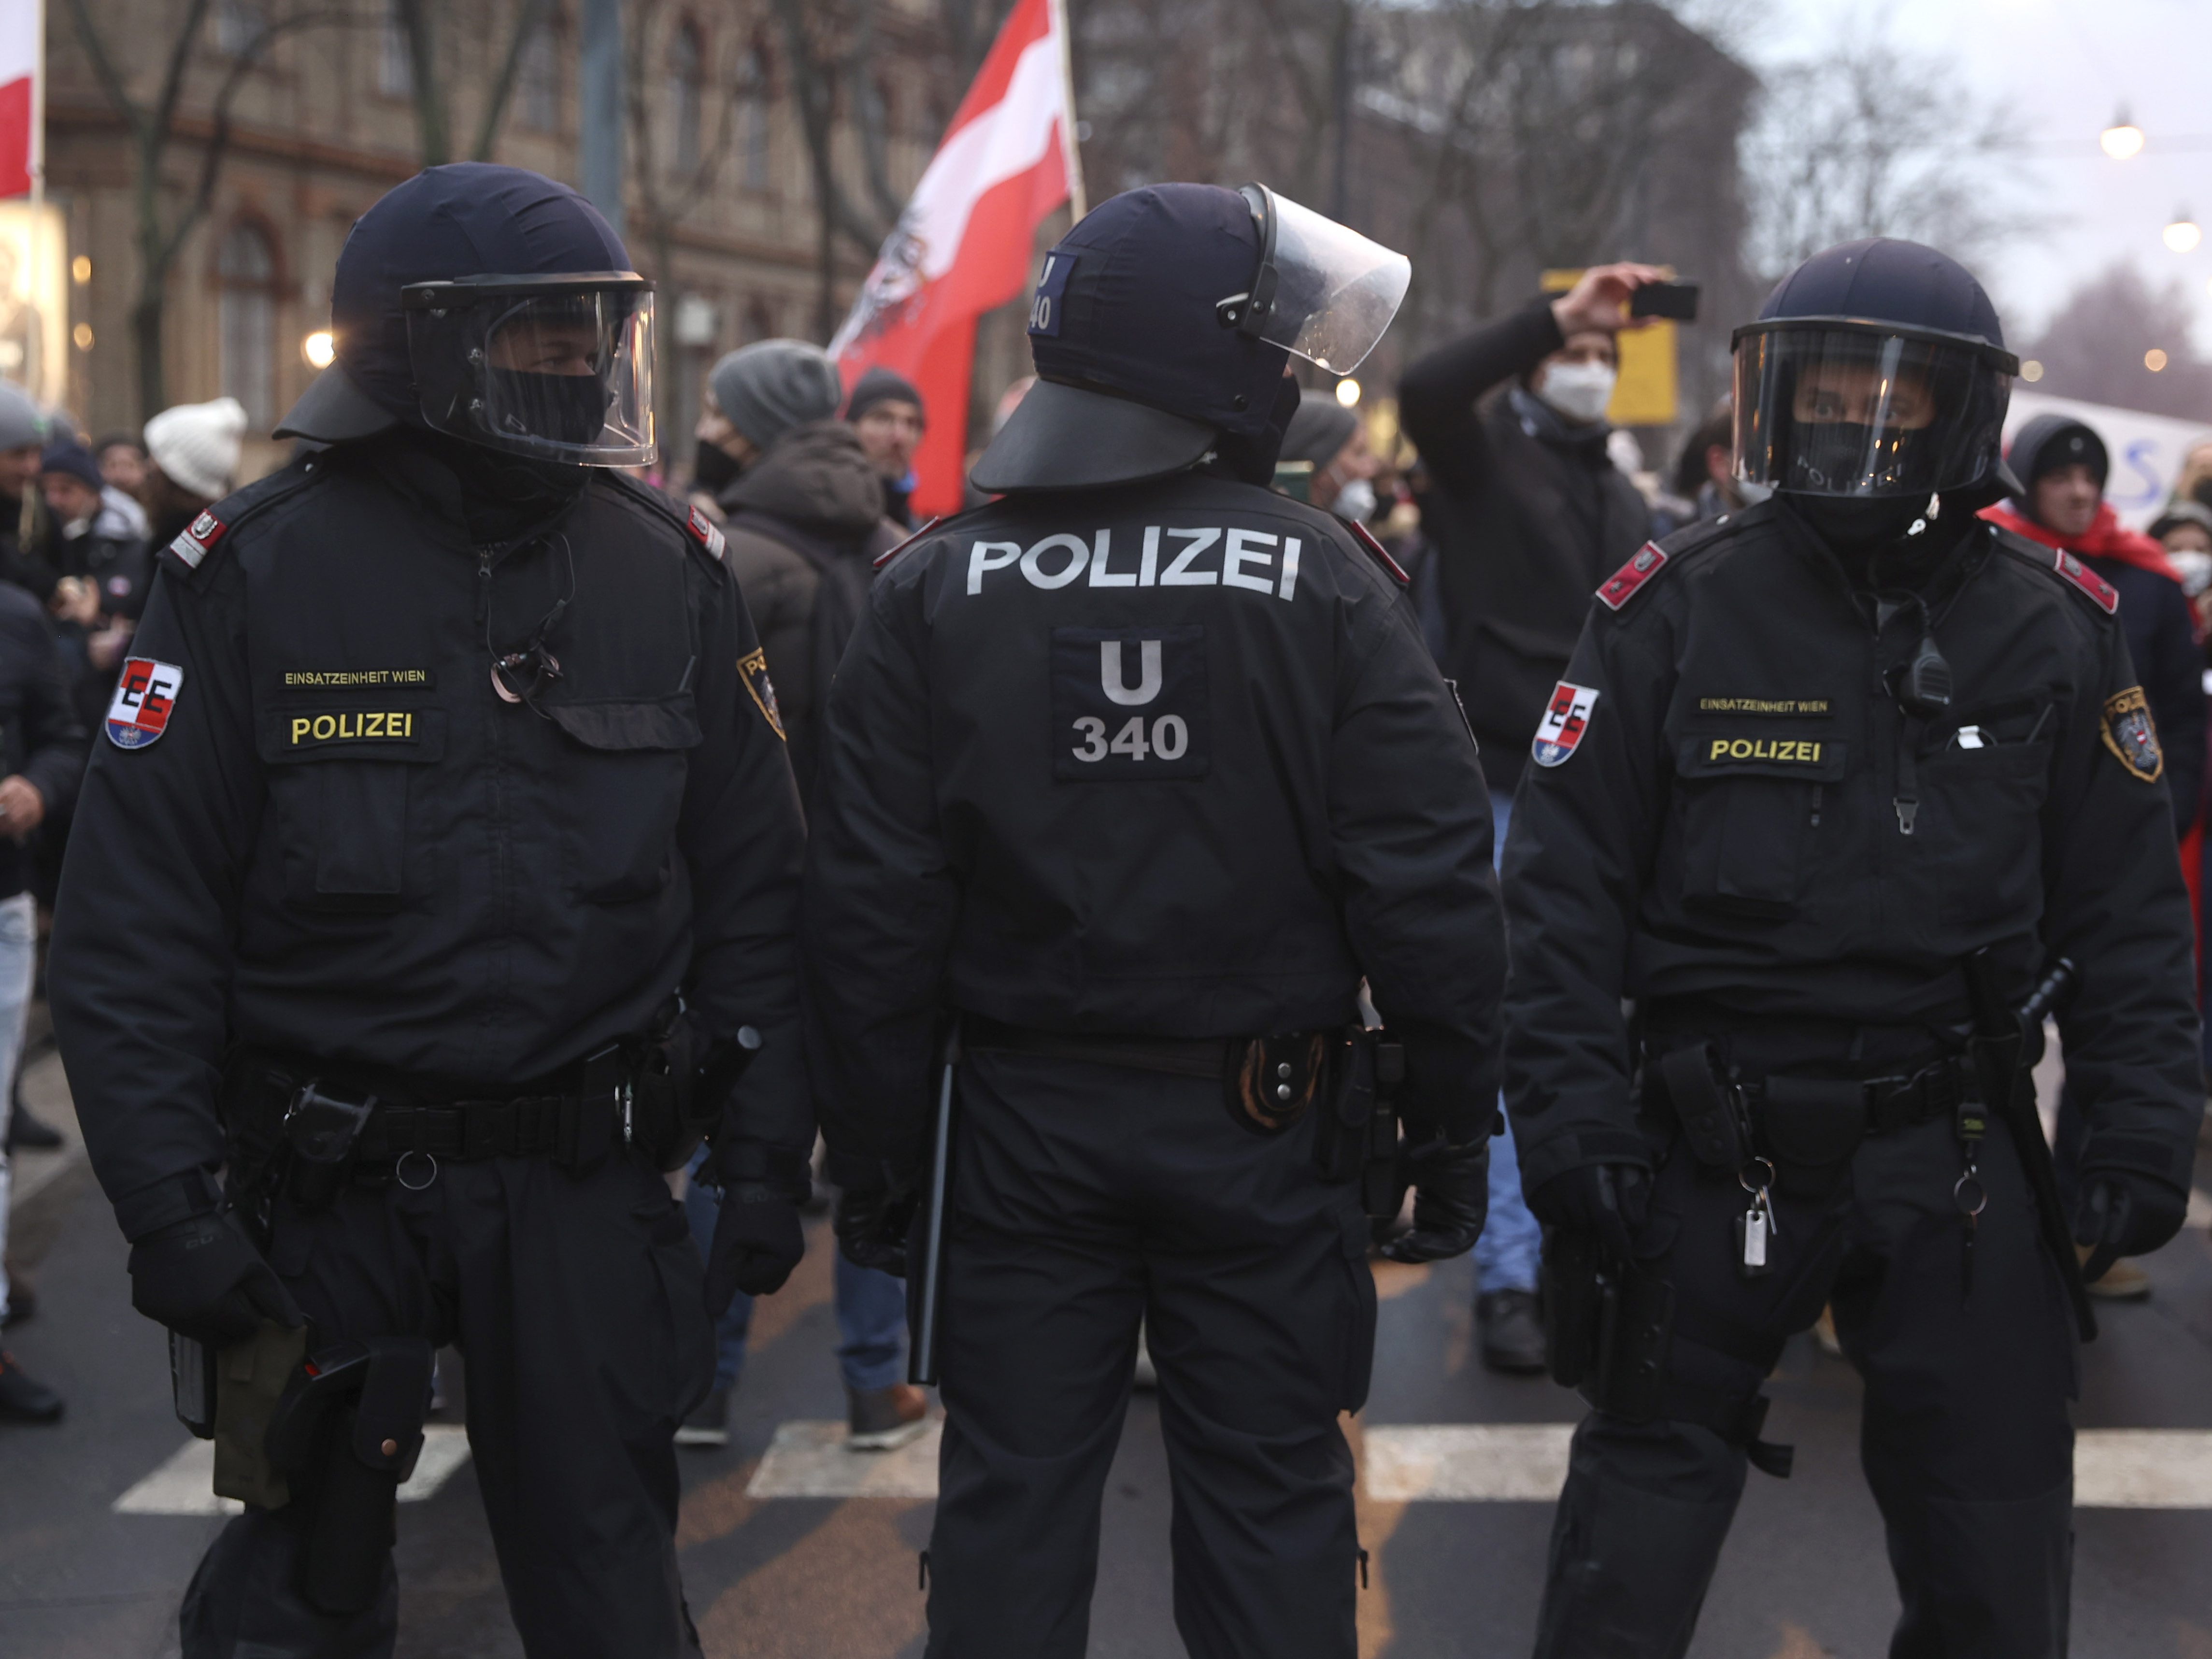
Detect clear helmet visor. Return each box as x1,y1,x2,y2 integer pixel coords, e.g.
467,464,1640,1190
1238,186,1410,376
1732,322,2012,499
403,277,656,466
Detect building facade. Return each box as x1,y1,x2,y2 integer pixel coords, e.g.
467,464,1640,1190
44,0,951,472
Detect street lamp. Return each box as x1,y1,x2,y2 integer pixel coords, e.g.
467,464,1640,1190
2165,211,2202,253
1334,377,1361,408
302,329,335,368
2101,109,2146,159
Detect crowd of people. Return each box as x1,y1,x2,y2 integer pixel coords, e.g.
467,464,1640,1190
0,208,2194,1659
0,391,251,1423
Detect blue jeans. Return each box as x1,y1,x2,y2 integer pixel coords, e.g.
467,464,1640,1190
835,1254,910,1394
683,1146,911,1393
683,1145,752,1391
1476,788,1542,1295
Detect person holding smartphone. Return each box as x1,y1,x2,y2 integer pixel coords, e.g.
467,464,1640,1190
1395,260,1669,1373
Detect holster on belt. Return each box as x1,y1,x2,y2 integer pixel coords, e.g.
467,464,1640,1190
1654,1044,1748,1170
1312,1029,1407,1219
211,1319,310,1509
1541,1226,1675,1422
263,1334,435,1615
1650,1042,1868,1197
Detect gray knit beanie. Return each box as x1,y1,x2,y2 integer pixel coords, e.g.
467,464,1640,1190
710,340,844,452
0,380,45,451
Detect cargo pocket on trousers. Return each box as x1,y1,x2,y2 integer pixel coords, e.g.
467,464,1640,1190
546,698,701,905
636,1181,714,1423
1336,1206,1378,1414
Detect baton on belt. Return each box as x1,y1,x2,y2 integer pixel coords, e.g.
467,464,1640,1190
908,1028,960,1388
1964,948,2094,1342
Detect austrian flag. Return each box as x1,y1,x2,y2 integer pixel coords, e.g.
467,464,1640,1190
829,0,1081,517
0,0,36,200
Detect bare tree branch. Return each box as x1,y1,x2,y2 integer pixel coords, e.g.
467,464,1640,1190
59,0,149,143
473,0,557,160
394,0,449,164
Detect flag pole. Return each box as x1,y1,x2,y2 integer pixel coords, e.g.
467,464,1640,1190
1048,0,1085,220
28,0,43,406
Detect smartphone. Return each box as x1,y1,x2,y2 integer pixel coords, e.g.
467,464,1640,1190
1629,280,1700,322
171,1329,218,1438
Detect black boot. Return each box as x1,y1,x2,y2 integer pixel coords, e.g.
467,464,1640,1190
5,1101,61,1151
0,1350,63,1422
1477,1288,1548,1374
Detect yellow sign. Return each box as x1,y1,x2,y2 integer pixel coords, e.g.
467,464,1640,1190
1541,268,1678,428
0,203,68,407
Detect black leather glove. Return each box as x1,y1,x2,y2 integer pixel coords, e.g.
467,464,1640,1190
1527,1163,1652,1262
128,1211,303,1347
834,1182,917,1277
2074,1171,2189,1286
704,1184,806,1314
1378,1134,1490,1263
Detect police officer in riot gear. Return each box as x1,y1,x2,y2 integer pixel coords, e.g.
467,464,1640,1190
1506,237,2200,1658
50,164,809,1657
803,183,1506,1659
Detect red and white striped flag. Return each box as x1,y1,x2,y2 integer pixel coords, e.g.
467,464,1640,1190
0,0,36,200
829,0,1081,517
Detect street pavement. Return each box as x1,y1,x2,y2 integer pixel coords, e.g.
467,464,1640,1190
8,1052,2212,1659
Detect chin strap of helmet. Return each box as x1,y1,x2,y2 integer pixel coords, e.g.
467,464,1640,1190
1212,378,1304,486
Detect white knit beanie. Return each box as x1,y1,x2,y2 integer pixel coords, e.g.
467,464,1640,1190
144,397,249,501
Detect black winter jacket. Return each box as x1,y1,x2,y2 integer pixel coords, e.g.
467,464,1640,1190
715,422,902,799
801,469,1508,1178
1501,501,2201,1205
50,439,809,1242
1399,299,1651,791
0,583,86,900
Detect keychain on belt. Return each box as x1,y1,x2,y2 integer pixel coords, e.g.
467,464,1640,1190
1955,1096,1989,1297
1737,1156,1779,1280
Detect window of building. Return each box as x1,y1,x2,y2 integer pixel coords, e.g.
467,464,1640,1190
218,222,279,430
517,17,560,132
669,21,705,175
380,0,413,98
217,0,266,56
737,46,771,190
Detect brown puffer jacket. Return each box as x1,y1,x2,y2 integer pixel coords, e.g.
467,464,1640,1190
716,420,903,798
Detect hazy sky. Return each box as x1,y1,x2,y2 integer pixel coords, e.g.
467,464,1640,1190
1721,0,2212,349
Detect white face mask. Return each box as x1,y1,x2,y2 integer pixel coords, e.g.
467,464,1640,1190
1332,476,1377,524
1537,359,1617,426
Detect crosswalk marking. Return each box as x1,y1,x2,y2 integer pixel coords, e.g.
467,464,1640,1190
1362,1424,1573,1501
744,1418,943,1499
113,1426,473,1516
1359,1424,2212,1508
2070,1430,2212,1508
109,1418,2212,1513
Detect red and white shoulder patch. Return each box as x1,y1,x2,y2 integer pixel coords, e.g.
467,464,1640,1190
167,511,227,570
1349,522,1410,586
2053,549,2119,615
874,515,945,570
1596,541,1669,611
1532,680,1599,766
685,505,727,561
105,657,184,749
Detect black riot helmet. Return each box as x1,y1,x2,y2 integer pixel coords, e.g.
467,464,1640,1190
1732,238,2017,501
276,163,655,467
972,183,1409,492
